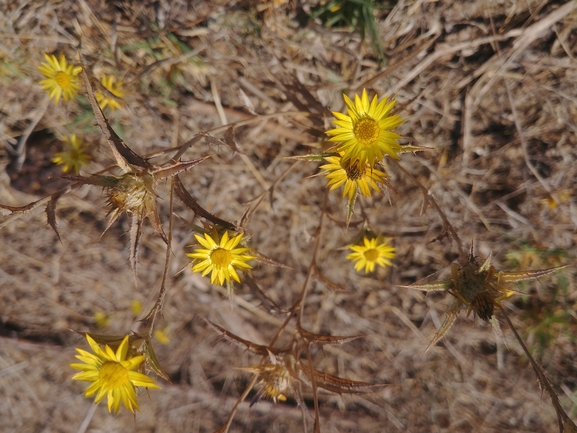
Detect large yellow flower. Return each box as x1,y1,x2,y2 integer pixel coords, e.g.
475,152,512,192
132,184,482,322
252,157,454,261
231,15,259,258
347,236,395,273
327,89,404,167
188,231,255,286
71,335,160,414
38,53,82,103
320,153,388,201
96,75,125,111
52,134,91,174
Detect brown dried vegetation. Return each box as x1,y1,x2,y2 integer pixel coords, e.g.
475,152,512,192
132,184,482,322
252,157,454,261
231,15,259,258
1,1,577,432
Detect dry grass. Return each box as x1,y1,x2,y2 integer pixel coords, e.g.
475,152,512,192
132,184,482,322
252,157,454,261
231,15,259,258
1,0,577,432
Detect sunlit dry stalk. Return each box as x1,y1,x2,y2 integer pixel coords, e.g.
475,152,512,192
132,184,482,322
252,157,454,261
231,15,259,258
499,306,577,433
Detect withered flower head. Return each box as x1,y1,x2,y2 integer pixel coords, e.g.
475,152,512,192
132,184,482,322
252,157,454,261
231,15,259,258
401,246,567,351
240,352,294,406
105,173,157,226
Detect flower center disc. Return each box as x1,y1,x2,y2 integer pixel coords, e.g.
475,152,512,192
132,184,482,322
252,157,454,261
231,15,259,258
344,160,365,181
99,361,130,389
211,248,232,268
364,249,379,261
54,71,71,89
353,117,380,145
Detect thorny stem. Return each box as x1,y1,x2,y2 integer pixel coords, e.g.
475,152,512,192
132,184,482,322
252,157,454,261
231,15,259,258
215,295,299,433
240,161,301,228
390,159,465,258
169,111,315,161
306,343,321,433
297,191,328,325
216,192,328,433
137,178,175,336
498,305,575,433
215,374,259,433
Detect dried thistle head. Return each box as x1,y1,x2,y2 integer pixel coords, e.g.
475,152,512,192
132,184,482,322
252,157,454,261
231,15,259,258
241,353,295,406
448,253,513,322
401,245,567,351
105,172,158,229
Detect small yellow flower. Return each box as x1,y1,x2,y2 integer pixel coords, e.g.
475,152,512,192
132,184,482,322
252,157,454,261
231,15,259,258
94,312,110,329
320,153,388,201
327,89,404,167
95,75,125,111
347,236,395,273
187,231,255,286
131,299,143,317
71,335,160,414
52,134,91,174
38,53,82,103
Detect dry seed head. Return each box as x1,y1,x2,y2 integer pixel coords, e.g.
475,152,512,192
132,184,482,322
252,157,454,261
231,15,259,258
470,291,496,321
107,173,156,218
257,362,292,402
450,257,511,322
240,353,296,405
343,158,365,181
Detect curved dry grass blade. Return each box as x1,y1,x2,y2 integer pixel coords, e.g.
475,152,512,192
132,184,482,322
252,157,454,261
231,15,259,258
173,175,236,230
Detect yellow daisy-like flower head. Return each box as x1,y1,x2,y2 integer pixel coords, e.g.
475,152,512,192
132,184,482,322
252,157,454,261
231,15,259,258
187,231,255,286
327,89,404,167
38,53,82,104
52,134,91,174
95,75,125,111
71,335,160,414
346,236,395,274
320,153,388,201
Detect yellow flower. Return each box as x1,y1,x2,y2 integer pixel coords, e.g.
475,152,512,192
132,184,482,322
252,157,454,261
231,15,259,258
38,53,82,103
327,89,404,167
95,75,125,111
187,231,255,286
52,134,91,174
71,335,160,414
347,236,395,273
320,153,388,201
